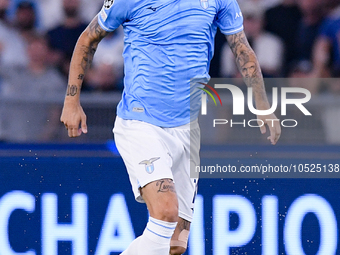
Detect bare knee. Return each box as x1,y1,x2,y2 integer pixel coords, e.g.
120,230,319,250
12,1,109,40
158,204,178,222
170,245,186,255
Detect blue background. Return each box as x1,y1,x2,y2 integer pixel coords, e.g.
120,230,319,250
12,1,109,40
1,143,339,255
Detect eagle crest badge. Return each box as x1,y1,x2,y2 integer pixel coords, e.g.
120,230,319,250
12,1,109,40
200,0,209,9
139,157,160,174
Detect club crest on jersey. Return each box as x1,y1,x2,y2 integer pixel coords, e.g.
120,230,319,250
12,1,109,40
104,0,115,9
139,157,160,174
200,0,209,9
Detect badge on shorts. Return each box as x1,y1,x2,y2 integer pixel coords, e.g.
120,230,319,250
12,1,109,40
139,157,160,174
104,0,115,9
200,0,209,9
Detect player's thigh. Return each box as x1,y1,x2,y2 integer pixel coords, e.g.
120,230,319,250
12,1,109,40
171,123,200,222
113,117,175,203
141,178,179,222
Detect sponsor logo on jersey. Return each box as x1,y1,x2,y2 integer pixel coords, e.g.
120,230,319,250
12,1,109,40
104,0,115,9
139,157,160,174
200,0,209,9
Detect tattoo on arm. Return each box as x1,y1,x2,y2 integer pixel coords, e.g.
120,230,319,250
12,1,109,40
88,18,109,40
65,17,109,98
66,85,78,96
80,45,95,73
226,31,268,102
79,17,109,74
178,218,190,231
156,179,176,193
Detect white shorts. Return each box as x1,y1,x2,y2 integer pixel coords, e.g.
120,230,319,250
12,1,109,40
113,116,200,222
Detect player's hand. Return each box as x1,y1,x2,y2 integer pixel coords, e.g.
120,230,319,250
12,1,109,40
60,100,87,137
257,113,281,145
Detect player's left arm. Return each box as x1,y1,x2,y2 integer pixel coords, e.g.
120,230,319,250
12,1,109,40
226,30,281,145
60,15,109,137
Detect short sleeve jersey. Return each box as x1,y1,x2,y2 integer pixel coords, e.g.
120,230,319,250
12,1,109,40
98,0,243,127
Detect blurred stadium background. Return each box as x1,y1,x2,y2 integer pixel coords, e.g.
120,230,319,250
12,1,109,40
1,0,340,254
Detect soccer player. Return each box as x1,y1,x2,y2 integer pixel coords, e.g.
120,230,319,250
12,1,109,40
60,0,281,254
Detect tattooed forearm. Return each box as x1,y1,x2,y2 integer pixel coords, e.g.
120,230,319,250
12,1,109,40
156,179,176,193
65,16,109,99
226,31,268,104
66,85,78,96
226,31,261,86
80,45,95,72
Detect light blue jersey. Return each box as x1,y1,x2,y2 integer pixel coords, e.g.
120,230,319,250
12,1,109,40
98,0,243,127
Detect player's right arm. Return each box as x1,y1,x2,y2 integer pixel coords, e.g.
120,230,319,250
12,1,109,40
60,15,109,137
